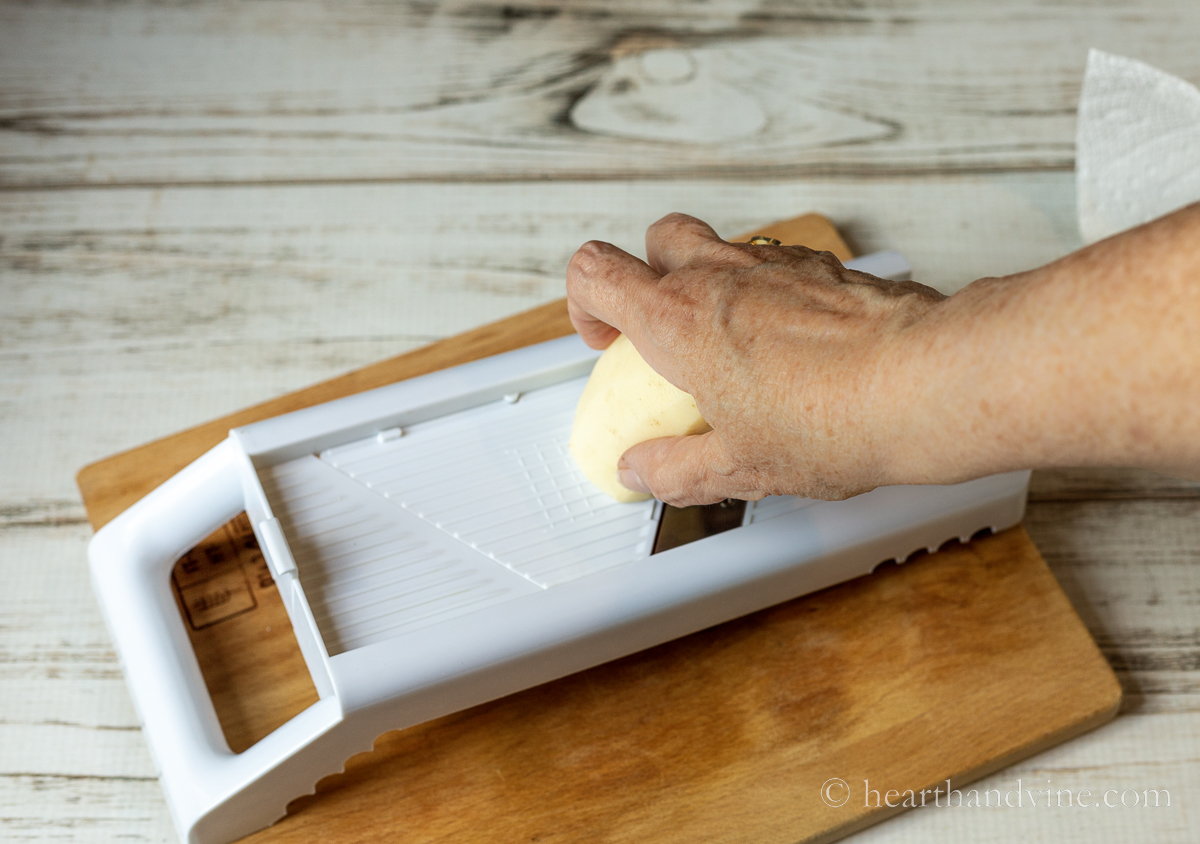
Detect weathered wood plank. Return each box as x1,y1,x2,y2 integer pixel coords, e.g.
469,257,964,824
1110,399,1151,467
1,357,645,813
7,502,1193,757
4,485,1193,839
0,774,174,842
849,712,1199,842
2,1,1198,839
1,716,1194,843
8,174,1197,518
0,526,136,721
13,511,1192,842
1030,468,1200,502
1026,499,1200,714
0,723,154,780
2,1,1198,186
1,173,1084,514
0,526,156,790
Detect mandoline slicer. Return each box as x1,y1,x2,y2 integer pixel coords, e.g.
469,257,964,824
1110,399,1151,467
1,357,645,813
89,250,1030,844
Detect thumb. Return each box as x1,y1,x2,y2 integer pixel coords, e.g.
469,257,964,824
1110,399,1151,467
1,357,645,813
617,431,764,507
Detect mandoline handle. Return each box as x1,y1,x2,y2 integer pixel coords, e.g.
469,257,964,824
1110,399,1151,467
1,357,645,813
88,439,343,844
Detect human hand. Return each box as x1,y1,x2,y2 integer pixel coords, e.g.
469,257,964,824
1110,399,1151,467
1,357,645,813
565,213,947,506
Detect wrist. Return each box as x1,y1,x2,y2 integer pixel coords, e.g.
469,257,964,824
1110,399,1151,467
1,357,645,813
871,274,1027,487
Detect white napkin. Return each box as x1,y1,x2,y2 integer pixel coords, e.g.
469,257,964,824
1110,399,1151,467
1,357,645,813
1076,49,1200,245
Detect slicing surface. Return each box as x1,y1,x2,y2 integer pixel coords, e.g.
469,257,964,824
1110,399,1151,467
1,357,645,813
260,376,668,653
319,377,661,586
260,374,840,654
259,456,541,655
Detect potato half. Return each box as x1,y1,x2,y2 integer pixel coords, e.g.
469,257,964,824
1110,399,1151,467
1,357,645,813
569,334,711,502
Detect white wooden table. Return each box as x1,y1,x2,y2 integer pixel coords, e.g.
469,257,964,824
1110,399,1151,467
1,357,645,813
2,1,1199,840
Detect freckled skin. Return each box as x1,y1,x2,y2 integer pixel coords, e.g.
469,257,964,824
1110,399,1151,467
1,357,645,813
565,207,1200,507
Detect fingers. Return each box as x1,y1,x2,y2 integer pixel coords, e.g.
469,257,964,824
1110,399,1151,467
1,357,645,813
567,214,729,349
618,432,767,507
566,240,661,349
645,213,726,276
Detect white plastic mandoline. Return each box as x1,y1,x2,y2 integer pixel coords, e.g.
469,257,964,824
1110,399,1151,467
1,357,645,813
89,250,1030,844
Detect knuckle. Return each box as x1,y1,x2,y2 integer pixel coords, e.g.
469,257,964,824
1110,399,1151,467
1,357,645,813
570,239,606,269
815,249,849,273
700,240,756,267
566,241,611,290
783,244,836,266
651,211,696,230
577,238,610,258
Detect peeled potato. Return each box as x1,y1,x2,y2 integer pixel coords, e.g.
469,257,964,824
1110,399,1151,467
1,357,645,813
569,334,711,502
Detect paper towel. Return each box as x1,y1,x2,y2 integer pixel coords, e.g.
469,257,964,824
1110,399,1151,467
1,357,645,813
1076,49,1200,245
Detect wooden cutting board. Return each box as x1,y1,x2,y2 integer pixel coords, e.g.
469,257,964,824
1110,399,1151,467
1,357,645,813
77,214,1121,844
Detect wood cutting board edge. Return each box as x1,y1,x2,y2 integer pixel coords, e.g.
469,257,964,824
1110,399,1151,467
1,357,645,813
72,211,1124,844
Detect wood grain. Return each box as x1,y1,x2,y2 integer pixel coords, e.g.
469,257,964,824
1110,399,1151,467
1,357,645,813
262,527,1118,844
12,504,1197,840
73,214,1123,843
1025,498,1200,715
6,4,1200,839
74,213,846,753
1029,467,1200,502
3,1,1199,187
169,513,321,754
74,213,847,754
75,212,849,530
4,173,1086,523
5,181,1192,842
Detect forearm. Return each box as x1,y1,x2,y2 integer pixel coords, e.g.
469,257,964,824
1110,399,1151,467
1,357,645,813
567,209,1199,505
890,202,1200,484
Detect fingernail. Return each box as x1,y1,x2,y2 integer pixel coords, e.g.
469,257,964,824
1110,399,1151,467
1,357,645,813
618,468,650,494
